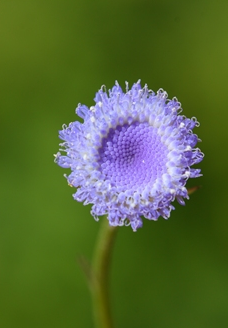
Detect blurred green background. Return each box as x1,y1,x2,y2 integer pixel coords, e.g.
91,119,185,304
1,0,228,327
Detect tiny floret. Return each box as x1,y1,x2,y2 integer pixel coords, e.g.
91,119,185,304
55,81,204,231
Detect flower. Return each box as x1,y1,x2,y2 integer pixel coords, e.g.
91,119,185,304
55,81,204,231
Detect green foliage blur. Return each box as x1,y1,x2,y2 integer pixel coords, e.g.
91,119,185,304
1,1,228,327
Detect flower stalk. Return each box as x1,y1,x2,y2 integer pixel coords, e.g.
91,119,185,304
91,218,118,328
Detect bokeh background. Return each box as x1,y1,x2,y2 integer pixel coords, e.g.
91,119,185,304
1,0,228,327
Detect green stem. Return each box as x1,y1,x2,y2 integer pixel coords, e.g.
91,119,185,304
91,218,118,328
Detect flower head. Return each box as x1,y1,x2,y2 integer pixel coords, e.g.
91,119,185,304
55,81,204,231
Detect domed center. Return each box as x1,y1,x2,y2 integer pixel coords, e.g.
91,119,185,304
98,122,168,191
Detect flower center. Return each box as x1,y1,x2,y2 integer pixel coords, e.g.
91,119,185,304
98,122,168,191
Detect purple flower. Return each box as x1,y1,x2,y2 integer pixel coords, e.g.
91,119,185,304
55,81,204,231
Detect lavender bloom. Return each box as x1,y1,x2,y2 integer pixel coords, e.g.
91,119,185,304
55,81,204,231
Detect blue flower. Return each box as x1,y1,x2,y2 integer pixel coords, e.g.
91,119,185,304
55,81,204,231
